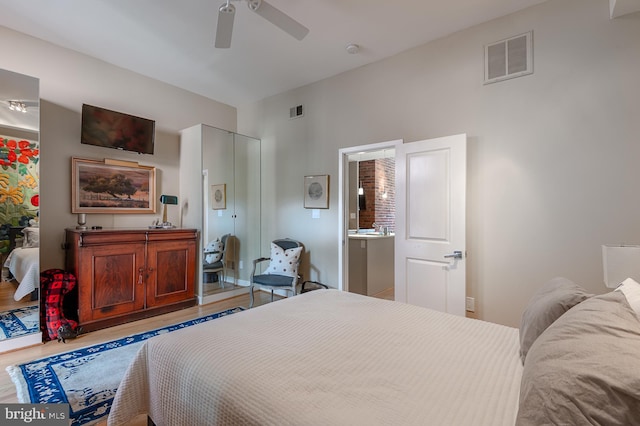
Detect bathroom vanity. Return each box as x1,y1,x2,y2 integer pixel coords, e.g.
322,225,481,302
348,233,394,296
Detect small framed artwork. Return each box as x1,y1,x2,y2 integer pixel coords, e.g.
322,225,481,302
72,157,156,214
304,175,329,209
211,184,226,210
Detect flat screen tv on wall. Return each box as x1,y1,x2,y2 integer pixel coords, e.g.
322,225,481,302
81,104,155,154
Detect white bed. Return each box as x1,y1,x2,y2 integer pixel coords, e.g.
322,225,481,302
108,289,524,426
4,246,39,301
109,279,640,425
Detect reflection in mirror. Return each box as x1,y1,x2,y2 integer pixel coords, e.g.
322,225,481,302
347,149,395,233
201,128,260,299
0,68,40,349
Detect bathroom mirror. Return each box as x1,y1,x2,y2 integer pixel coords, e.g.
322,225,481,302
348,149,396,233
0,68,41,351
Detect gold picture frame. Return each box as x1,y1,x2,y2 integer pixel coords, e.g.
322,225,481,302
72,157,156,214
211,183,227,210
304,175,329,209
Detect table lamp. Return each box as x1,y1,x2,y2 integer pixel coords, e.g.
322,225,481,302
160,195,178,227
602,244,640,288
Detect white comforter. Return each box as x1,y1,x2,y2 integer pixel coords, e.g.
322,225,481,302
108,290,522,426
4,247,39,301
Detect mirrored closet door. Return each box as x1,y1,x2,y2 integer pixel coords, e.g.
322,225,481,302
180,124,261,304
0,68,41,352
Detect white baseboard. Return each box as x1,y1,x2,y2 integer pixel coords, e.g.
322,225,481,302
198,284,292,306
199,286,249,305
0,332,42,354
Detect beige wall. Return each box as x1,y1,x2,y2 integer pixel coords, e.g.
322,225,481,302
0,26,237,270
239,0,640,327
2,0,638,328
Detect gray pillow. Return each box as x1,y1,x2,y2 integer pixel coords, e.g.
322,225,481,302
517,291,640,425
519,277,592,363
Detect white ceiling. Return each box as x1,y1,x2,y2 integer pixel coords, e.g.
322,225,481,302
0,69,39,133
0,0,550,108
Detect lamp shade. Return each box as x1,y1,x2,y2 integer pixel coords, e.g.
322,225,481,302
160,195,178,224
160,195,178,205
602,244,640,288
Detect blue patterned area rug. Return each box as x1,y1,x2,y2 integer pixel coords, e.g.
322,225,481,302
6,307,244,425
0,305,39,339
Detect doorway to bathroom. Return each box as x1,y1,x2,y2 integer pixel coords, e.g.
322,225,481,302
339,134,467,316
338,140,401,298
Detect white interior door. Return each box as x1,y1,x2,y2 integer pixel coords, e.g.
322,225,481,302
395,134,467,315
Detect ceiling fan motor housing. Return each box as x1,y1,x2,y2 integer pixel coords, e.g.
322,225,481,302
220,2,235,14
247,0,262,11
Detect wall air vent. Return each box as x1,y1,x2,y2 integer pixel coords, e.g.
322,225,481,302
484,31,533,85
289,104,304,119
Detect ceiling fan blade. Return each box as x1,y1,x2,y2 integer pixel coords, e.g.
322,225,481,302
215,3,236,48
250,0,309,41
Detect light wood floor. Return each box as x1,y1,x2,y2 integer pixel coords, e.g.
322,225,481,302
0,291,277,407
0,279,35,311
372,286,394,301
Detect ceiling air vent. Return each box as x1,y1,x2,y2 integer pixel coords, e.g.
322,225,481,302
484,31,533,85
289,104,304,119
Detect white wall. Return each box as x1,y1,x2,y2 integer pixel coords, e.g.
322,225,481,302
0,26,237,270
2,0,637,328
239,0,640,327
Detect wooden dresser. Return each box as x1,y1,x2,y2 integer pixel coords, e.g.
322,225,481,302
65,228,198,332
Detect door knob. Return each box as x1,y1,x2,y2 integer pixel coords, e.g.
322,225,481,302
444,251,463,259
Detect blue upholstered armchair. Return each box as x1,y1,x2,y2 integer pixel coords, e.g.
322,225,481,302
249,238,304,308
203,234,238,288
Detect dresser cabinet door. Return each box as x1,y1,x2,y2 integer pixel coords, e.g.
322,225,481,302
146,238,196,308
77,242,146,323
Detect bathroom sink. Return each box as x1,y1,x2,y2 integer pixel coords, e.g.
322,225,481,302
349,232,394,238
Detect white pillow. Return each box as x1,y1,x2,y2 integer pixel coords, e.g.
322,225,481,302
264,243,302,278
22,227,40,248
615,278,640,316
204,240,223,264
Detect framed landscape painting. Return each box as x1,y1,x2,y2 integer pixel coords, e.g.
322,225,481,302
72,157,156,214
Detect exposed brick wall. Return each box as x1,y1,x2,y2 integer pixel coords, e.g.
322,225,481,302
375,157,395,231
358,160,376,227
358,158,395,232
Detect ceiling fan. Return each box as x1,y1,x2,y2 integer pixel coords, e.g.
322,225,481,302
215,0,309,48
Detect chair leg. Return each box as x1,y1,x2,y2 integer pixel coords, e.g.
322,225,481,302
249,285,255,308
